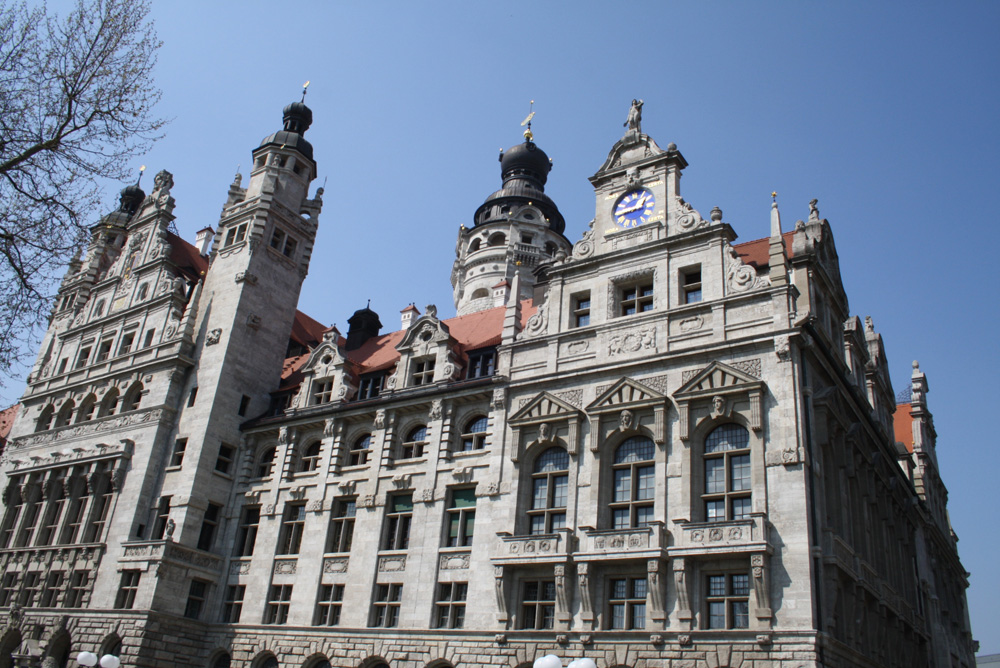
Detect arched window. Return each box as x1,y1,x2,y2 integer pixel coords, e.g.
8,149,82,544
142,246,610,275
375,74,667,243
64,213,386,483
528,447,569,535
98,388,120,417
544,242,557,256
611,436,655,529
54,400,75,428
703,423,751,522
468,238,481,253
487,232,506,247
400,425,427,460
255,447,276,479
75,394,97,423
470,288,489,300
137,283,149,301
458,416,489,452
36,405,54,432
306,659,332,668
121,383,143,412
210,652,231,668
298,442,322,473
348,435,371,466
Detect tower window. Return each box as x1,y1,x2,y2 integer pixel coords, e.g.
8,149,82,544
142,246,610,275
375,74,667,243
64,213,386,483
215,443,236,474
620,283,654,316
573,292,591,327
238,394,251,416
223,223,248,247
683,266,703,304
170,439,187,467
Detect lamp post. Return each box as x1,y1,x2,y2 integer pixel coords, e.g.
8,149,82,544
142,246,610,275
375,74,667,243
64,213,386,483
75,652,121,668
533,654,597,668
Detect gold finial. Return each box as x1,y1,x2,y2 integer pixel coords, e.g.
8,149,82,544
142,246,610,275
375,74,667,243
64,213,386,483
771,191,777,202
301,80,310,103
520,100,535,141
136,165,146,185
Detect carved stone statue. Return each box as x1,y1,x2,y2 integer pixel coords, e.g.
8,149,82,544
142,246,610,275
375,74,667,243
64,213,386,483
625,99,644,133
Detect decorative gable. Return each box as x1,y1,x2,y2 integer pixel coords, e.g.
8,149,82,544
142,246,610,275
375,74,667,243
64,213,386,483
294,327,356,406
392,306,461,387
508,392,584,460
585,377,668,446
673,361,765,439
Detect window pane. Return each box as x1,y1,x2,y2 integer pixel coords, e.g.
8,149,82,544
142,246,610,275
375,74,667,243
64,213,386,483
705,458,725,494
611,603,625,629
635,505,654,527
706,500,726,522
614,469,631,503
632,577,648,598
451,489,476,508
610,579,627,598
530,516,546,534
391,495,413,512
705,424,750,453
615,436,654,463
541,581,556,600
532,478,548,509
708,575,726,596
612,508,630,529
732,600,749,628
535,448,569,472
732,496,752,520
708,601,726,629
632,602,646,628
731,573,750,596
551,475,567,507
550,512,566,531
636,465,655,500
731,454,751,491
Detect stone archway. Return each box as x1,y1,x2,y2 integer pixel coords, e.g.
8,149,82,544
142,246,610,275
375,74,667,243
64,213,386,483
0,627,22,668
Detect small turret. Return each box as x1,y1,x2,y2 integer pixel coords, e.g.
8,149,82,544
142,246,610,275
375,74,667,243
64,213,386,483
346,305,382,351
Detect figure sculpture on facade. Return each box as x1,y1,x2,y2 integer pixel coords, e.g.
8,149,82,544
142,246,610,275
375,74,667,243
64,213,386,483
625,99,644,133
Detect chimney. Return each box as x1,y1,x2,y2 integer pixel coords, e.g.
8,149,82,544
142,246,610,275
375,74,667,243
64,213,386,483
194,226,215,256
493,279,511,308
400,304,420,330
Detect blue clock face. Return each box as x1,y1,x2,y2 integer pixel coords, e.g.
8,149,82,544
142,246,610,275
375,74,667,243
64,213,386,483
614,188,655,228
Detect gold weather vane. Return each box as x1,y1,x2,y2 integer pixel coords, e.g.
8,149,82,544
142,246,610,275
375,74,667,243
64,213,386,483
301,80,310,103
137,165,146,185
771,191,777,202
521,100,535,141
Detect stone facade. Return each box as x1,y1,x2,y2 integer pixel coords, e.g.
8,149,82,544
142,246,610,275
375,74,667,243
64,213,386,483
0,102,975,668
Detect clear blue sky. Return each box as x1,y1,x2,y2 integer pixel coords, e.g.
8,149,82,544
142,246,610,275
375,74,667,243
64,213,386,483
22,0,1000,653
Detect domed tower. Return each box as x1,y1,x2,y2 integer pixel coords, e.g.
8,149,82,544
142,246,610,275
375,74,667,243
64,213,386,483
452,127,571,315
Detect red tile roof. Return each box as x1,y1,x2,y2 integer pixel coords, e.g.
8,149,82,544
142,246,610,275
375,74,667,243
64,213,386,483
733,230,796,269
894,403,914,453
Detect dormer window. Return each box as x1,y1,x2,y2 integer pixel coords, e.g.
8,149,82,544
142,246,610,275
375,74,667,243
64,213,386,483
411,359,435,386
357,372,386,401
312,379,333,405
466,348,496,379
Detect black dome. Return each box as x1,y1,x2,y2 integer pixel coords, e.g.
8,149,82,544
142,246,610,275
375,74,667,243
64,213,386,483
118,184,145,215
257,101,315,160
500,141,551,186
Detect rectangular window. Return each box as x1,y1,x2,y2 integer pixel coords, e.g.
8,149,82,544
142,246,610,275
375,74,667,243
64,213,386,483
115,570,141,609
705,572,750,629
238,395,251,416
278,503,307,555
620,283,654,316
270,228,286,250
19,572,41,607
357,372,385,400
40,572,64,607
370,583,403,627
15,499,41,547
445,488,476,547
215,443,236,474
573,292,591,327
75,344,92,369
95,338,114,362
520,579,556,629
222,584,245,623
197,503,222,551
312,380,334,405
0,573,17,606
234,506,260,557
36,495,64,546
170,439,187,467
187,386,198,407
326,499,356,553
65,572,89,608
118,332,136,356
466,348,496,379
315,583,345,626
703,426,752,522
434,582,468,629
142,329,155,348
57,359,68,375
411,359,435,386
283,236,297,258
608,576,647,629
264,584,293,624
383,494,413,551
683,267,702,304
150,496,171,540
184,579,208,619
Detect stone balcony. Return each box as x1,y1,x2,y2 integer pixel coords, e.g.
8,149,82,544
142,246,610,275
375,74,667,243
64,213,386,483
575,523,667,563
119,539,223,579
493,530,573,565
668,515,771,556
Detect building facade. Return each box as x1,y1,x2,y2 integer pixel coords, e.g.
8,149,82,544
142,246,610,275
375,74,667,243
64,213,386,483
0,101,975,668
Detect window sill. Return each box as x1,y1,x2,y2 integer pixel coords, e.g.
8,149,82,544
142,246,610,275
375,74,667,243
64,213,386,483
212,471,234,481
164,465,182,472
451,448,486,459
341,463,370,473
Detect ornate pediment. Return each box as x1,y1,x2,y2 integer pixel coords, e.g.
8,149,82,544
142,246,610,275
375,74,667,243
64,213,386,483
586,377,665,414
396,308,453,352
509,392,584,461
587,378,668,446
509,392,582,426
673,361,765,439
